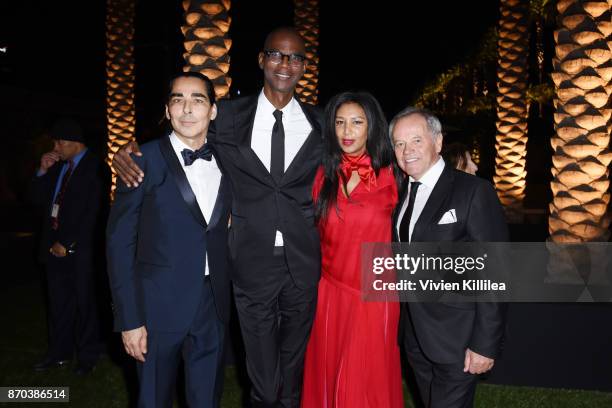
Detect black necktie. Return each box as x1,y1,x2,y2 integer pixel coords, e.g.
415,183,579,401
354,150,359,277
400,181,421,242
181,143,213,166
270,109,285,183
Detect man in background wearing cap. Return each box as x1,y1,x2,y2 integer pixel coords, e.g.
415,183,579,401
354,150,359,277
30,117,105,375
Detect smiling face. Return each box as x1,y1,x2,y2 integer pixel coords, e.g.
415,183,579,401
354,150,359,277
258,30,306,96
392,114,442,180
165,76,217,145
335,102,368,156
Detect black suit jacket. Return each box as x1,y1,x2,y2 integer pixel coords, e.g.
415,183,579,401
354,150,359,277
106,136,232,331
30,150,106,265
393,164,508,364
209,95,323,289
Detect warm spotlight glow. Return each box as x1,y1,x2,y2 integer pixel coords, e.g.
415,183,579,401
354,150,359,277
493,0,529,222
182,0,232,99
549,0,612,242
294,0,320,105
105,0,136,198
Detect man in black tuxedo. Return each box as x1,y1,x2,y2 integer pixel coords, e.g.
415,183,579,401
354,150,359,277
210,28,322,408
107,72,231,407
390,107,508,408
30,118,105,375
111,27,322,408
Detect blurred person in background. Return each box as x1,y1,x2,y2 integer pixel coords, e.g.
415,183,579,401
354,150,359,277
29,117,104,375
442,142,478,175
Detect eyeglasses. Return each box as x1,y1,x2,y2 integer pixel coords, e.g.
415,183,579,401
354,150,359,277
263,49,306,66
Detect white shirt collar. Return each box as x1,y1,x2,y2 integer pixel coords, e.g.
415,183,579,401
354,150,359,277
409,156,445,189
169,132,207,162
257,89,299,119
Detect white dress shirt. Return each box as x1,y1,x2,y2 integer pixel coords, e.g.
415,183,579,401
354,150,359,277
396,157,446,242
170,132,222,275
251,90,312,246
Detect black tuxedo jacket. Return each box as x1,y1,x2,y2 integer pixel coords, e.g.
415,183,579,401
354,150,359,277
106,136,232,331
393,164,508,364
30,150,107,265
209,95,323,290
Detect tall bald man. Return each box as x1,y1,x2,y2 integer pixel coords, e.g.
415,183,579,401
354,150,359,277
107,72,231,407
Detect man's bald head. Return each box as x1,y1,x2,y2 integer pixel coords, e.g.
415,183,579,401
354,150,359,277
263,27,305,53
258,26,307,98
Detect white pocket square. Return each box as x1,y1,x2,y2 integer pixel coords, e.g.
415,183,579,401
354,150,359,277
438,209,457,224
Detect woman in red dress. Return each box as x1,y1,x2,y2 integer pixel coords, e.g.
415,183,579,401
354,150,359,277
302,91,404,407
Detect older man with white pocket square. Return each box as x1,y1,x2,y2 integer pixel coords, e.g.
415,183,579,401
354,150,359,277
390,107,509,408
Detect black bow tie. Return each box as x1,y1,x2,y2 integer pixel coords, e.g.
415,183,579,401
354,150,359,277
181,144,213,166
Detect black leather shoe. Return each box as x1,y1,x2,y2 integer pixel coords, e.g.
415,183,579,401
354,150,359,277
33,357,71,371
73,362,95,376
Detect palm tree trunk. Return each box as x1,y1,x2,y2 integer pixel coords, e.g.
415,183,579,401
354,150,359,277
294,0,320,105
549,0,612,242
182,0,232,99
493,0,530,222
105,0,136,196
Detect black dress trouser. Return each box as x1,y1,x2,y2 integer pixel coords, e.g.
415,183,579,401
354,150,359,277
404,336,477,408
45,253,101,364
233,251,317,408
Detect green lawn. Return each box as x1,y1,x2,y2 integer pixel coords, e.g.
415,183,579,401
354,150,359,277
1,281,611,407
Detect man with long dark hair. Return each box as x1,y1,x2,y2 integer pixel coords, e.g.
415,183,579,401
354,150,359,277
107,72,231,407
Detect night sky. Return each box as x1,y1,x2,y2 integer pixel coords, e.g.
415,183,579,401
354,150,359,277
0,0,499,139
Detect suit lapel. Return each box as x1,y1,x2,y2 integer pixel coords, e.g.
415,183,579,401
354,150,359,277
412,165,454,241
206,149,229,231
232,96,275,185
282,128,320,184
159,136,207,228
207,175,228,231
392,177,409,242
233,95,258,146
281,98,322,184
222,94,322,186
297,97,322,135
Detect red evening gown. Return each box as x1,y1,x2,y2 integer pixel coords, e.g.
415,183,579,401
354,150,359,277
301,163,404,408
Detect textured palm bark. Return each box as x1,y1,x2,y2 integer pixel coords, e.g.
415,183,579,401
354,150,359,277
182,0,232,99
493,0,530,222
294,0,320,105
549,0,612,242
105,0,136,196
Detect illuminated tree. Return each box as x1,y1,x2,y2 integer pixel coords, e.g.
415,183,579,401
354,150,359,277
549,0,612,242
293,0,320,105
493,0,530,221
182,0,232,98
105,0,136,195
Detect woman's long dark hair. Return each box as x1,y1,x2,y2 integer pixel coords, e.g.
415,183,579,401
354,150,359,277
442,142,470,171
315,91,395,221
